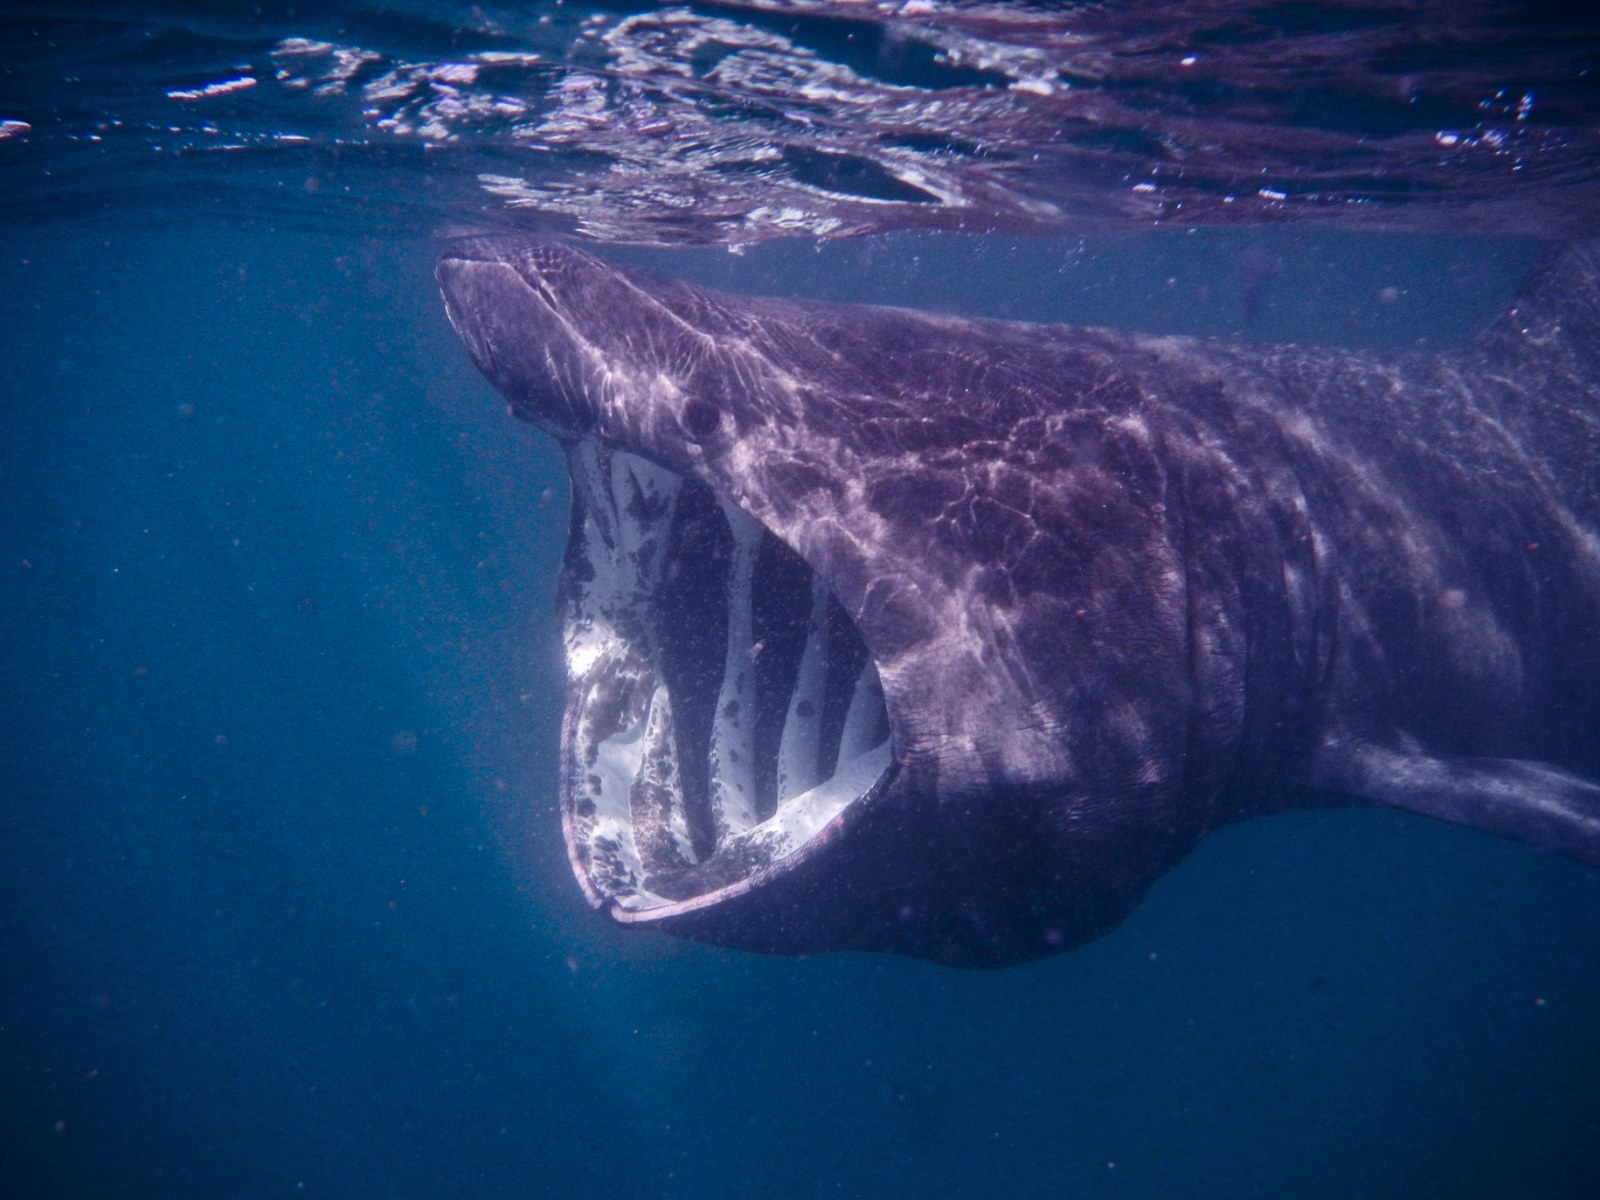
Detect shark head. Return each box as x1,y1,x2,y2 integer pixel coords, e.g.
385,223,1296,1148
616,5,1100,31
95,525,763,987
437,236,1202,965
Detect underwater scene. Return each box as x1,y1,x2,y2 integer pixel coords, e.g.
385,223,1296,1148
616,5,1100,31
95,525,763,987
3,4,1599,1197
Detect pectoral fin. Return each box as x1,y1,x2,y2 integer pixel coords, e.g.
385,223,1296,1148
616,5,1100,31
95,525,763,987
1314,731,1600,866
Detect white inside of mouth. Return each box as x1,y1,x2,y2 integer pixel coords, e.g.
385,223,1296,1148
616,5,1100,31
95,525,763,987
560,444,892,913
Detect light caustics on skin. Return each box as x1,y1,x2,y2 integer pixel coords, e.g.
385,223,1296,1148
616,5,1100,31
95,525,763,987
438,234,1600,967
560,442,891,917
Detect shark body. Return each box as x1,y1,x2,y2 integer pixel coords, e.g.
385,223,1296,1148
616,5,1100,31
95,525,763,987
438,237,1600,966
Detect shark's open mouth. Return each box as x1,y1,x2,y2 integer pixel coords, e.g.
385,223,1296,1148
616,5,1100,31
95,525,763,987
557,442,895,920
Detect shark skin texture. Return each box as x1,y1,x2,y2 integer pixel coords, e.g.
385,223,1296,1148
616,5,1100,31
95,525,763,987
437,236,1600,967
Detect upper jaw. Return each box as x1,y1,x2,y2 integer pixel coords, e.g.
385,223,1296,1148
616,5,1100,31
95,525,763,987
556,441,899,923
435,240,606,437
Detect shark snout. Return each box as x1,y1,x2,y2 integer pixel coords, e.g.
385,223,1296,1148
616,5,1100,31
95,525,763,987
435,247,599,436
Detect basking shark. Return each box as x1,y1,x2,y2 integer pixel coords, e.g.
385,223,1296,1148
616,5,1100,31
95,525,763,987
437,236,1600,966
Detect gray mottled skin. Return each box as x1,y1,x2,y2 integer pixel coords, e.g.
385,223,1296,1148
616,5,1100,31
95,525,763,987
437,236,1600,967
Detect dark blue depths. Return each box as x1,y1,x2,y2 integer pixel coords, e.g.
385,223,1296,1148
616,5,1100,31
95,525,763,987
2,220,1599,1200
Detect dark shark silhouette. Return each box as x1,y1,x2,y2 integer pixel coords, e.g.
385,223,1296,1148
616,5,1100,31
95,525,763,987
437,236,1600,967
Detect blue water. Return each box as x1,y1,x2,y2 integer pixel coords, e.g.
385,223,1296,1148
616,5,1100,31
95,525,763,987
4,4,1600,1198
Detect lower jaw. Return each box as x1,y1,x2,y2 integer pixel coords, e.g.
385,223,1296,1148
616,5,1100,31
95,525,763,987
555,442,894,918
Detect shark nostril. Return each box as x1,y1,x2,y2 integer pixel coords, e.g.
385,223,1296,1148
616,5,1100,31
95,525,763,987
680,398,722,442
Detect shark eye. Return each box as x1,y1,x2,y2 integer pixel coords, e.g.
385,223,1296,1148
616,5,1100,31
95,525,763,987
680,397,723,443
